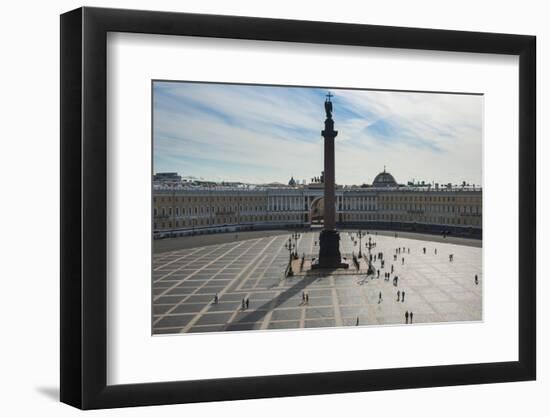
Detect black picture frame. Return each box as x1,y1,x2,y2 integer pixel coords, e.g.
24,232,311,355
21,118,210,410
60,6,536,410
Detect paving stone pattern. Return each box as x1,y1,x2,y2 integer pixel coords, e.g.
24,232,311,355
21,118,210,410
152,232,482,334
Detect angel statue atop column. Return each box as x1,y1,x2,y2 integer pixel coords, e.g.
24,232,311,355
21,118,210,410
324,91,333,119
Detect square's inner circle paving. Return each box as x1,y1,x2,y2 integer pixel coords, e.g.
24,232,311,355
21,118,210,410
152,231,482,334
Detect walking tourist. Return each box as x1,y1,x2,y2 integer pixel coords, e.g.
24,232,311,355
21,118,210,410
397,290,401,301
405,311,409,324
410,311,414,324
402,291,405,302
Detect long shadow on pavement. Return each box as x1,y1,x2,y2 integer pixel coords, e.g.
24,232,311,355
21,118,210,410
227,274,328,328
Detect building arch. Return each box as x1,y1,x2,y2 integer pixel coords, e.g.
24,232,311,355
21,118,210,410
309,196,324,224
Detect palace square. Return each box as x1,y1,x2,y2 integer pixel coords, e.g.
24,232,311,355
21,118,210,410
152,231,482,334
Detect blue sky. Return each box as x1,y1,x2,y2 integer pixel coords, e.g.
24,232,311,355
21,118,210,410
153,81,483,186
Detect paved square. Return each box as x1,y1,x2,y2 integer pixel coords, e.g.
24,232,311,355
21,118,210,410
152,231,482,334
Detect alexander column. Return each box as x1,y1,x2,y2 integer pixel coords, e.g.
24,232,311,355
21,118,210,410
313,92,348,269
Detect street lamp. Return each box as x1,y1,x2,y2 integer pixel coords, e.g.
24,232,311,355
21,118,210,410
284,237,295,276
356,230,366,258
285,237,295,259
291,232,301,259
365,236,377,275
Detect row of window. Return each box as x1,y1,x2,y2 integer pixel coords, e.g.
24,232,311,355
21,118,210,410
154,203,481,217
154,212,481,230
154,196,265,203
380,204,481,214
379,195,481,203
342,213,481,226
154,214,303,229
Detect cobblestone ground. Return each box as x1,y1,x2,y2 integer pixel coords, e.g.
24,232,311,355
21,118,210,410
152,231,482,334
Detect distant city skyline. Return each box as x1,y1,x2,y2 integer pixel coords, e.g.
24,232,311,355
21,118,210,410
153,81,483,186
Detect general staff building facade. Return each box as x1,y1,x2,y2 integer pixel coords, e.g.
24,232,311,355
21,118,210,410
153,170,482,239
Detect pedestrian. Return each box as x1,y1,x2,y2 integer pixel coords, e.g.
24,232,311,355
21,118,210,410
246,298,249,309
410,311,413,324
241,299,245,310
402,257,405,265
356,316,359,326
379,291,383,303
408,248,410,254
377,269,380,278
305,293,309,304
405,311,409,324
302,291,306,303
402,291,405,302
435,248,437,255
475,274,479,285
213,293,218,304
397,290,401,301
391,264,394,273
423,247,426,254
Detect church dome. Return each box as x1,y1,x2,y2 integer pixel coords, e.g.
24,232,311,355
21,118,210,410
372,168,397,187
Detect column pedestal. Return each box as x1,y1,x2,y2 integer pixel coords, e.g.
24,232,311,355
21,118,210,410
312,229,349,269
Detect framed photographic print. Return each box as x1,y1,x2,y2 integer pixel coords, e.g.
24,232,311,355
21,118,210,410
60,6,536,409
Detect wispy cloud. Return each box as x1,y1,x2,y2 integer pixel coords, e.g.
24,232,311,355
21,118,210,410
153,82,482,185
